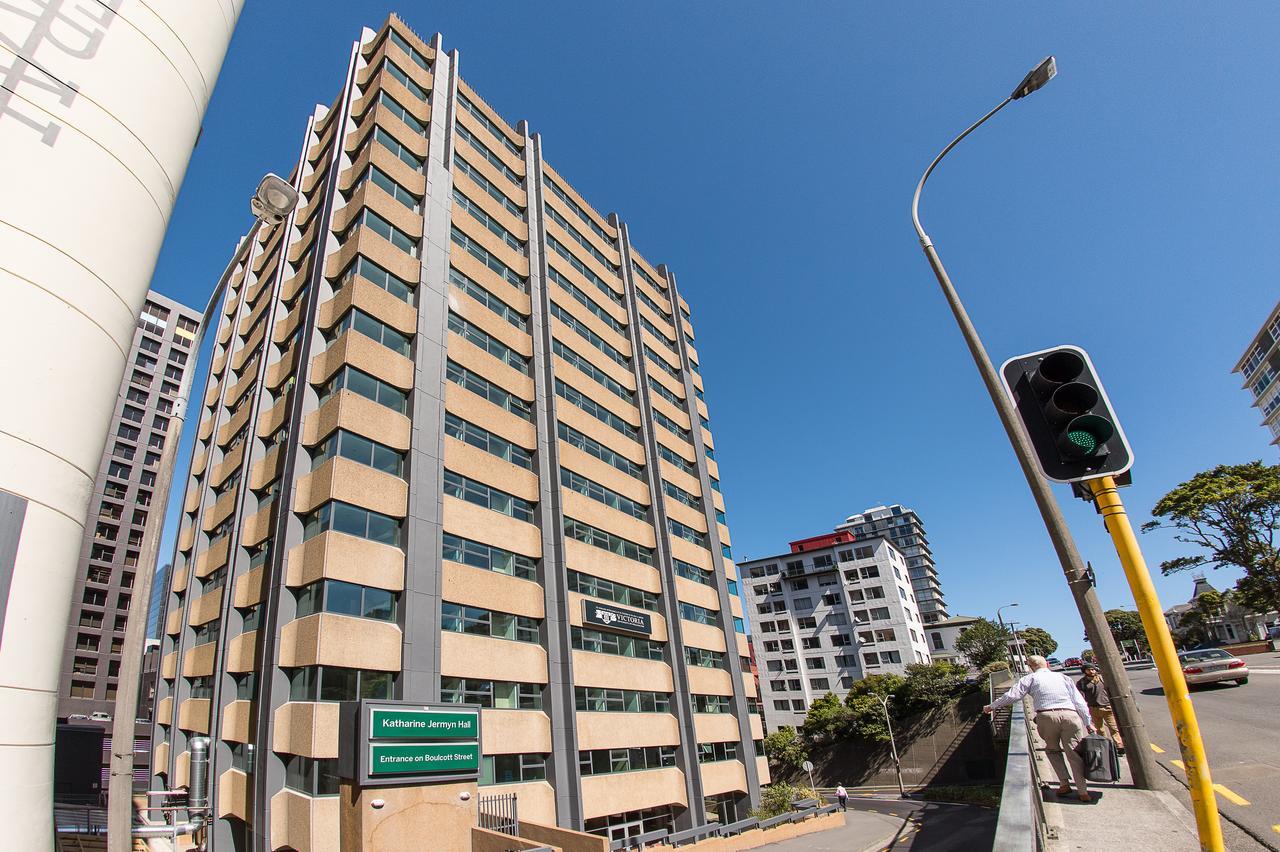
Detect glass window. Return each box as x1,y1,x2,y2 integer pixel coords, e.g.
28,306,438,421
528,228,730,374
314,429,405,476
443,532,537,580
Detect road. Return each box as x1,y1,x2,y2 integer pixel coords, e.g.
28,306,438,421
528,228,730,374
845,796,996,851
1125,652,1280,850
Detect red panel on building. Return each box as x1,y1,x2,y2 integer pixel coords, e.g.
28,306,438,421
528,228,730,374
788,530,857,553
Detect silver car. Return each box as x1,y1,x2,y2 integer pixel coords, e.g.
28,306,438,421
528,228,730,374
1179,648,1249,687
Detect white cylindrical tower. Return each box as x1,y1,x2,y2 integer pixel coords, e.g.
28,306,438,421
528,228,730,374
0,1,245,845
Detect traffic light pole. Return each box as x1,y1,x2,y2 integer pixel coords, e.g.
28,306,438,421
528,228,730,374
911,99,1157,791
1088,477,1222,850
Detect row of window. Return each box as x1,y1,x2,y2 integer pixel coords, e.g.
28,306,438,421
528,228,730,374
444,469,536,523
571,625,663,660
453,188,523,252
556,379,638,442
546,177,611,243
446,411,533,469
448,359,533,419
567,569,656,611
449,265,526,329
449,310,529,373
444,531,537,580
548,266,626,335
451,225,525,289
549,301,630,370
455,122,522,187
553,338,633,404
557,422,644,480
561,467,647,520
453,154,523,218
441,601,540,643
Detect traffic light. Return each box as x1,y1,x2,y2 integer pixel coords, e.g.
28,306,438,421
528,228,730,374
1000,345,1133,484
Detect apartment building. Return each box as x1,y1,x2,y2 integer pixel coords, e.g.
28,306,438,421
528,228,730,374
741,531,931,732
838,504,947,623
1232,299,1280,449
59,292,200,721
150,17,761,850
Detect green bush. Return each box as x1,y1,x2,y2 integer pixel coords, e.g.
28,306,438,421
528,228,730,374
752,782,823,819
762,726,809,770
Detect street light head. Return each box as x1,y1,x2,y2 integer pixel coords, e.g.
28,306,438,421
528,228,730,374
250,173,299,226
1010,56,1057,100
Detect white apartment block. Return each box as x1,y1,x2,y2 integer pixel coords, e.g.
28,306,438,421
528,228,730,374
838,504,947,623
741,531,931,732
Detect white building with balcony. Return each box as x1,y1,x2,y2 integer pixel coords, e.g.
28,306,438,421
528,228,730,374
741,530,931,732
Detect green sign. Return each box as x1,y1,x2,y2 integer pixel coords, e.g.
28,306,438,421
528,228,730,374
368,742,481,776
370,708,479,740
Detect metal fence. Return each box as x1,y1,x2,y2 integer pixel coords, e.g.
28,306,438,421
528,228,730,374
53,804,108,835
478,791,519,836
992,698,1050,851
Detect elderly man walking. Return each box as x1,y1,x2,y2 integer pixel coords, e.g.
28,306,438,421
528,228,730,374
984,655,1097,802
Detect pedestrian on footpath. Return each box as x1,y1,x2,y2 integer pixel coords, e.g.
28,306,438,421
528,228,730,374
1077,662,1125,755
836,784,848,811
984,654,1097,802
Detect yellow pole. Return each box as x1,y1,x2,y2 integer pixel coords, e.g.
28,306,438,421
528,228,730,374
1088,476,1224,852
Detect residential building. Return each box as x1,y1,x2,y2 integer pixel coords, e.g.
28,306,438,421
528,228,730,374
58,292,200,722
924,615,983,666
149,16,760,850
1232,299,1280,448
1164,575,1279,646
741,531,931,732
838,504,947,623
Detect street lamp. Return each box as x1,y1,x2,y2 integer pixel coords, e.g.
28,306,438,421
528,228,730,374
996,603,1020,672
877,694,907,798
106,174,300,850
909,57,1157,791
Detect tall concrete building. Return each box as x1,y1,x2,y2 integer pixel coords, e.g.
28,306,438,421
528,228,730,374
59,292,200,721
150,17,761,849
838,504,947,623
741,531,931,732
1232,300,1280,449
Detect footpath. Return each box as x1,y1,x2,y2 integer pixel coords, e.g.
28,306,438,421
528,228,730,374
1030,731,1201,851
752,807,900,852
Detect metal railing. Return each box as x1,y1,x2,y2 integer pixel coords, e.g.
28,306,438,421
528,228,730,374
607,800,837,849
53,804,108,834
992,699,1050,851
477,791,518,836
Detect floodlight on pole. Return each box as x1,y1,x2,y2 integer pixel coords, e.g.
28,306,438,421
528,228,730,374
1010,56,1057,100
108,173,300,851
250,173,300,226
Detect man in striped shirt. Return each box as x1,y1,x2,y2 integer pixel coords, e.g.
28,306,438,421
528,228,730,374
985,655,1097,801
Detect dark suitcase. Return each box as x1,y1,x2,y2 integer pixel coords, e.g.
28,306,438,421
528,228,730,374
1075,734,1121,782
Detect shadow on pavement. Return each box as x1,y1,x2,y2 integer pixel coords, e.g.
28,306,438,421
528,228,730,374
903,802,997,851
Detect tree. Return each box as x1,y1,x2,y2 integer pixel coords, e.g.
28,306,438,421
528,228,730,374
1142,461,1280,615
897,661,966,711
762,726,809,770
954,618,1010,669
1104,609,1149,654
1173,589,1231,649
800,692,853,744
1018,627,1057,657
843,674,905,742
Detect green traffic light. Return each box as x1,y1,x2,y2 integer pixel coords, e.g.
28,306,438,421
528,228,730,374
1067,429,1098,454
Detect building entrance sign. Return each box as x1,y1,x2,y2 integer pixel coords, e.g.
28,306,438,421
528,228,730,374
340,700,482,786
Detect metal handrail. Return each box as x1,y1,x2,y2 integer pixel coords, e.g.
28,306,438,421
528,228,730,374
992,698,1049,851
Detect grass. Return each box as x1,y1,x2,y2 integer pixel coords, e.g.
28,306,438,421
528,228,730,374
918,784,1001,808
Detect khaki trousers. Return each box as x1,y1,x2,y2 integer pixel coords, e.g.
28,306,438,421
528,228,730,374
1090,706,1123,751
1035,709,1088,795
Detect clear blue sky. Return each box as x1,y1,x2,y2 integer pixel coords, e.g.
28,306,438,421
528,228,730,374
153,2,1280,659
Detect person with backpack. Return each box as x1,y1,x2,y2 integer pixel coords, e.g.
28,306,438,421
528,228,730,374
983,654,1097,801
835,784,848,811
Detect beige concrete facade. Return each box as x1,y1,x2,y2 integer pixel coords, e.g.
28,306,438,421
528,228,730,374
151,15,759,849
